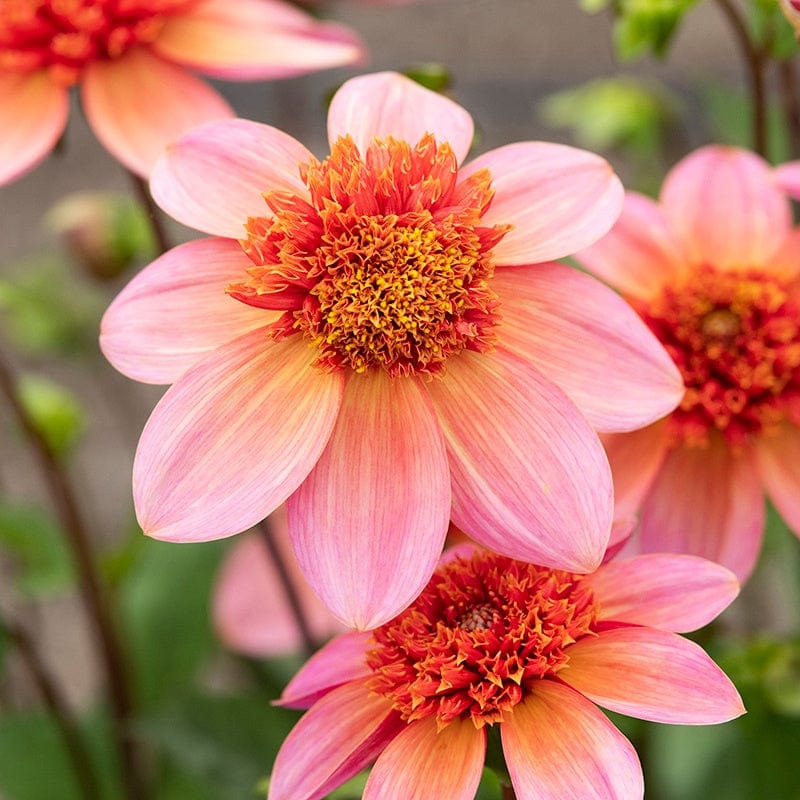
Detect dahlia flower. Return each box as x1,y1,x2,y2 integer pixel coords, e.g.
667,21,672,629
101,71,682,628
0,0,363,183
268,546,744,800
578,145,800,581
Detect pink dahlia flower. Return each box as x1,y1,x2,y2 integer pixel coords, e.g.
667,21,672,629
0,0,364,183
101,71,682,628
268,547,744,800
578,145,800,582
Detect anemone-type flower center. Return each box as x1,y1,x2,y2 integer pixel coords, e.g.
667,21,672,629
0,0,195,85
228,134,509,377
365,552,599,730
635,265,800,447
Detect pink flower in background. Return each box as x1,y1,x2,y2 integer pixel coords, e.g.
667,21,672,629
579,145,800,582
101,71,682,628
268,547,743,800
0,0,364,183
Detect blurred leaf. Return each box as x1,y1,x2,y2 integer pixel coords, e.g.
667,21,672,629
403,63,452,93
0,503,74,596
749,0,799,60
15,374,85,458
476,767,504,800
580,0,610,11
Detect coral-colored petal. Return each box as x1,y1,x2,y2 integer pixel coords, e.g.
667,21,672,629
150,117,311,238
0,72,68,185
81,47,232,177
563,627,745,724
640,442,765,581
661,145,791,271
576,192,685,300
586,554,739,632
756,425,800,536
278,631,373,709
288,372,450,629
363,717,485,800
460,142,623,265
501,681,643,800
100,237,265,384
767,228,800,278
268,681,401,800
154,0,363,79
602,423,670,520
495,263,683,432
327,72,474,165
134,333,344,541
427,350,612,573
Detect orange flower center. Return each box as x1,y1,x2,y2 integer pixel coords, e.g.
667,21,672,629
0,0,195,85
635,265,800,447
366,551,599,730
228,134,509,377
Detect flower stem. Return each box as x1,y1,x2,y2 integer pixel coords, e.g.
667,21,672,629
714,0,769,157
256,517,319,658
1,615,103,800
501,784,516,800
779,59,800,158
128,171,171,255
0,348,147,800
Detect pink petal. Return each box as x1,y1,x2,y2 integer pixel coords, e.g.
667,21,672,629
212,517,342,659
640,442,765,581
755,425,800,536
661,145,791,271
586,554,739,632
268,681,400,800
288,372,450,629
460,142,623,265
426,349,612,573
278,631,373,709
154,0,363,79
562,627,745,724
100,237,265,384
134,333,344,542
81,47,232,177
0,71,68,185
327,72,474,165
501,681,643,800
150,118,311,238
774,160,800,200
576,192,685,299
602,517,637,563
602,424,670,520
363,716,485,800
495,263,683,432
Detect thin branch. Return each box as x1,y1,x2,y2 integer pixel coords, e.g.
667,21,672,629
779,58,800,159
128,172,171,256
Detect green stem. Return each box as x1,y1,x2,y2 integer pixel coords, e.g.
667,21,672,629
128,172,171,256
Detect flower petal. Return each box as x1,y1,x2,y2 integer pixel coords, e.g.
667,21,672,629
268,681,401,800
81,47,232,177
426,350,612,573
154,0,364,79
288,372,450,629
495,263,683,432
576,191,685,299
363,716,485,800
501,681,643,800
150,117,312,238
563,627,745,724
278,631,373,709
134,333,344,541
0,71,68,185
460,142,623,265
640,441,765,581
586,554,739,632
100,237,265,384
327,72,474,165
774,160,800,200
661,145,791,271
755,425,800,536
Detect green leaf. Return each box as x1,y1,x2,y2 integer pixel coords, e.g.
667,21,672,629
611,0,699,60
15,374,85,458
749,0,799,60
403,63,452,93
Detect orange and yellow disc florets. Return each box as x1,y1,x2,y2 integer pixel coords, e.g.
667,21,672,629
0,0,195,85
636,265,800,447
365,551,599,730
228,134,509,377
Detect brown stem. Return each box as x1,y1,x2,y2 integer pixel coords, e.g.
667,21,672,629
779,59,800,159
501,784,516,800
0,348,147,800
2,616,102,800
128,172,171,255
256,518,319,658
714,0,769,157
